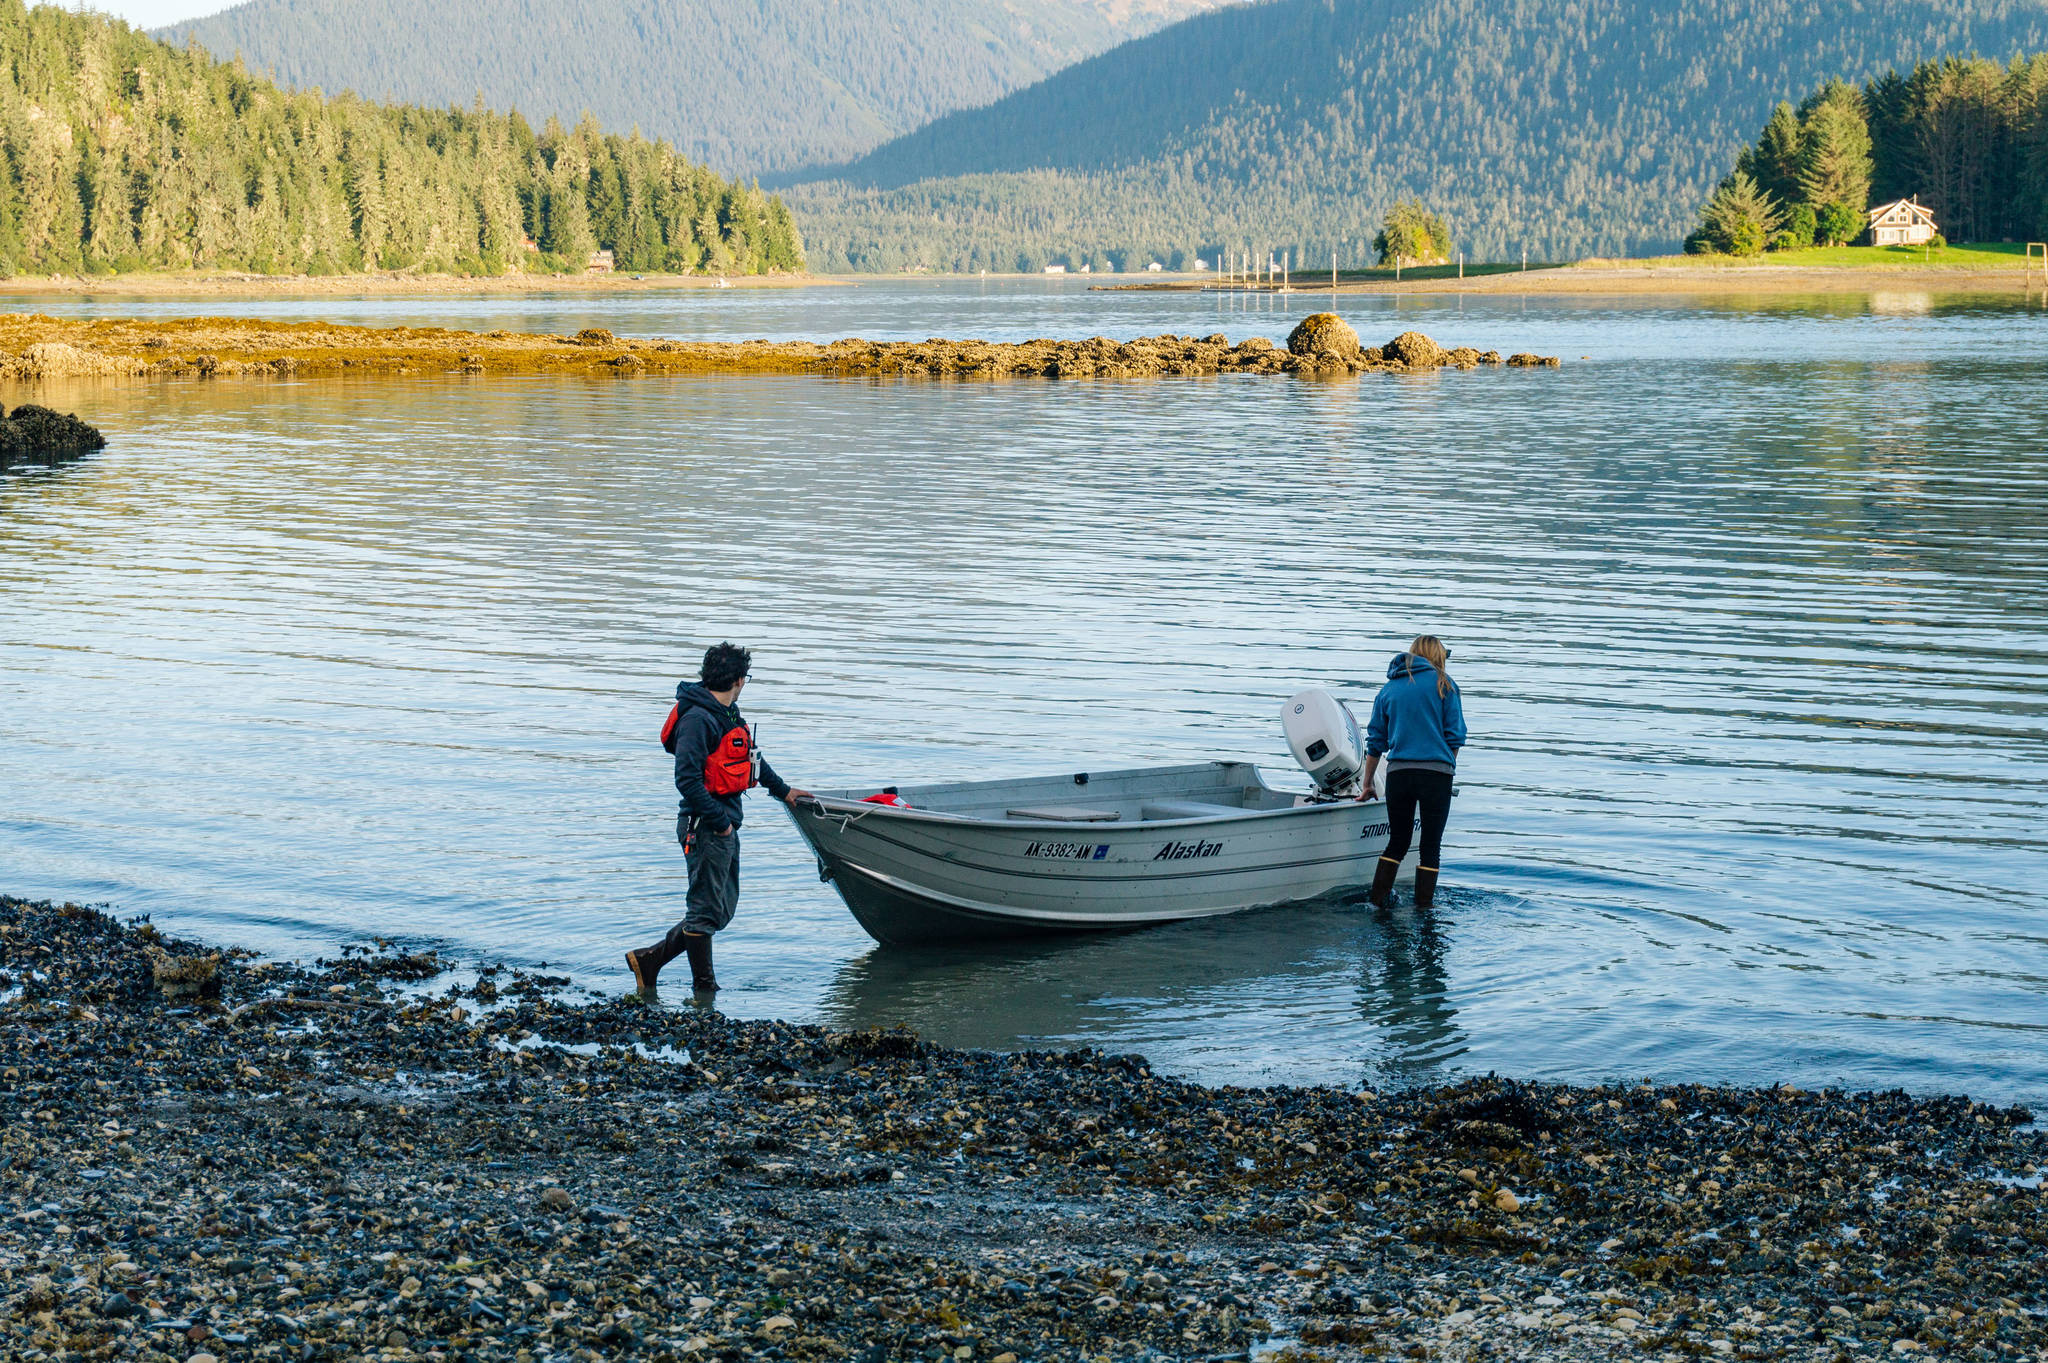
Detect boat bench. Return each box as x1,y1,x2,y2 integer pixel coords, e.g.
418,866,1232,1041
1004,806,1121,822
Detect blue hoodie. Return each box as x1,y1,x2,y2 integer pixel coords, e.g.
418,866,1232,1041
1365,653,1467,769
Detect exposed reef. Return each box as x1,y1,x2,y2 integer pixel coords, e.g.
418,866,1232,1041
2,895,2040,1363
0,313,1559,383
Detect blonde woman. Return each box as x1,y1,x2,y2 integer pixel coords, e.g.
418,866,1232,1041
1360,635,1466,908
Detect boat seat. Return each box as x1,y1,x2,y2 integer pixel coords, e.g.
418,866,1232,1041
1005,805,1121,822
1139,799,1256,821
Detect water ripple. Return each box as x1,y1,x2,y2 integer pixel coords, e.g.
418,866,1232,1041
3,284,2045,1103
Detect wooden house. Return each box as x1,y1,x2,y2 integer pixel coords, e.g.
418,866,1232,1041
586,249,615,273
1866,198,1939,246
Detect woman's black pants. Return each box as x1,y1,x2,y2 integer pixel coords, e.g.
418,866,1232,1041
1381,768,1454,869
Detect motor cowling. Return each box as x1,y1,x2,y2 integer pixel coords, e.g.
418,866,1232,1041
1283,688,1368,799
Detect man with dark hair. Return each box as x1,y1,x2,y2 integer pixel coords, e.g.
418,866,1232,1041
627,643,810,994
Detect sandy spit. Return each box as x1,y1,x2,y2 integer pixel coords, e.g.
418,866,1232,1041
2,895,2041,1363
1103,263,2046,298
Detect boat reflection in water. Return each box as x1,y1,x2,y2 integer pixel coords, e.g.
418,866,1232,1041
818,888,1469,1090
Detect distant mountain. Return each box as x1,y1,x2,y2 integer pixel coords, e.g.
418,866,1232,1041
782,0,2048,270
160,0,1233,177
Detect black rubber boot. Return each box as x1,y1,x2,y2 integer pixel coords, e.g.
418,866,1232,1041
1414,865,1439,909
683,933,718,993
1367,855,1400,909
624,948,659,993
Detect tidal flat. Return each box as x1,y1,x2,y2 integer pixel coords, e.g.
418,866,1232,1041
2,896,2042,1363
0,313,1554,382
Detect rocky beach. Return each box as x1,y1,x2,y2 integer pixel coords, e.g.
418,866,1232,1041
0,313,1554,384
1,896,2041,1363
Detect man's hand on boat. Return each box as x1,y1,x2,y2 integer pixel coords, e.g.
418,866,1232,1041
783,788,816,808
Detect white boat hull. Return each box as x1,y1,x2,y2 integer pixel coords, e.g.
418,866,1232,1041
784,761,1424,945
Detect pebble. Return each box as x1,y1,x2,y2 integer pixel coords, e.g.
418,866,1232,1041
2,893,2040,1363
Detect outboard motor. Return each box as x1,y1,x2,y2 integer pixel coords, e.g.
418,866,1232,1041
1282,689,1369,800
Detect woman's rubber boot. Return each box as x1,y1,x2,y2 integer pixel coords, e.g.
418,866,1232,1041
1367,855,1400,909
683,932,718,993
1414,865,1439,909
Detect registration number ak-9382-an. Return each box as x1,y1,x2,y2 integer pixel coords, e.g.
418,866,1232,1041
1023,841,1111,860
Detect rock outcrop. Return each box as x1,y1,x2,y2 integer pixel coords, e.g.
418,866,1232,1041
0,313,1559,383
0,403,107,469
1286,312,1362,364
1380,330,1448,369
3,341,147,379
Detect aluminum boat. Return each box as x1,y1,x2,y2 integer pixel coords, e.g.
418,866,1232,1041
786,757,1424,946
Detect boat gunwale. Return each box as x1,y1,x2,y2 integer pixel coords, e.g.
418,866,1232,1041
801,760,1366,832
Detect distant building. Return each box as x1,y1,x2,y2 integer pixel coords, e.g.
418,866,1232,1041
1043,264,1067,274
1147,261,1164,272
519,236,539,254
587,249,615,273
1867,198,1939,246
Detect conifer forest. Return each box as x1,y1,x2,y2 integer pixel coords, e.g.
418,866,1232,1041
1694,54,2048,254
0,1,802,278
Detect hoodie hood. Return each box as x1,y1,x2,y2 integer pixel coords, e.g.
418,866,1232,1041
1386,652,1440,682
676,681,736,717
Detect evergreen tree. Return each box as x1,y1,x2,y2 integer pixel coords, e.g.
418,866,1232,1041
1865,69,1917,205
1738,102,1804,207
1697,170,1782,255
1907,58,2009,243
2016,60,2048,236
0,0,800,278
1798,80,1873,241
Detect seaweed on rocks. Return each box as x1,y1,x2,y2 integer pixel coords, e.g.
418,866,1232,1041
2,893,2040,1363
0,404,106,470
0,312,1557,384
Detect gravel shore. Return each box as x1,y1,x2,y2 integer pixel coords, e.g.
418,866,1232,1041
3,895,2041,1363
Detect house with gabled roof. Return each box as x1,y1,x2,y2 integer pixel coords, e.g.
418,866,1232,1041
1867,197,1939,246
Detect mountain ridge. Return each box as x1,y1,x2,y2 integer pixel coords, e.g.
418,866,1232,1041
159,0,1233,178
784,0,2048,270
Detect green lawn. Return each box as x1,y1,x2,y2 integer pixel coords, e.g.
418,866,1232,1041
1624,241,2038,269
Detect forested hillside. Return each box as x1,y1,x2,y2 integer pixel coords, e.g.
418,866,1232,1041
162,0,1233,178
784,0,2048,271
0,1,798,278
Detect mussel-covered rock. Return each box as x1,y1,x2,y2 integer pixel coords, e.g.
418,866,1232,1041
1286,312,1362,363
0,403,105,469
1381,330,1448,368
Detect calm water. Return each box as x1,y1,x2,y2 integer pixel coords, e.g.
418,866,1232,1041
4,283,2046,1104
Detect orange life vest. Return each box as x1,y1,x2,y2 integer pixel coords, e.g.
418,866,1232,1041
703,722,757,797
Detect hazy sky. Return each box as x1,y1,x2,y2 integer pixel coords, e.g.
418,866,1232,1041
64,0,226,28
